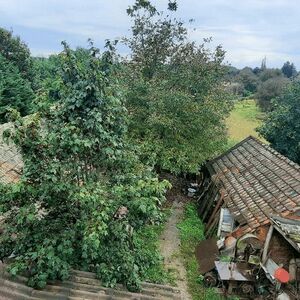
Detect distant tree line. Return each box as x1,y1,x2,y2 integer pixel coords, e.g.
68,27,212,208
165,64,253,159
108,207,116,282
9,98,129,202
225,59,298,111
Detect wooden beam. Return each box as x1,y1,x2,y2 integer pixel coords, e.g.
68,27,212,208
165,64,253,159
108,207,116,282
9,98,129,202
206,190,225,230
262,225,274,264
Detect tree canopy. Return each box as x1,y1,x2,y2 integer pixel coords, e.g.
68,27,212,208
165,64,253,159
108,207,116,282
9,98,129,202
123,0,233,174
0,42,170,291
0,54,35,122
0,28,35,85
259,80,300,164
281,61,297,78
256,76,289,111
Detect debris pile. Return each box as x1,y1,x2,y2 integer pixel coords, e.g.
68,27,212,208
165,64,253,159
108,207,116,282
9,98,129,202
197,136,300,299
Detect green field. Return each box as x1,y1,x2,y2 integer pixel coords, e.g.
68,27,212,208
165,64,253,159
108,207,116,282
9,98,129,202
226,99,266,145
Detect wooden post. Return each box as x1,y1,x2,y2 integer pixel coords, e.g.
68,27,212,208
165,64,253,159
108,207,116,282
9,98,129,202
262,225,274,264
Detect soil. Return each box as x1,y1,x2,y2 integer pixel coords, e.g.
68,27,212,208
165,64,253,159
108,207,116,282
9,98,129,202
159,174,192,300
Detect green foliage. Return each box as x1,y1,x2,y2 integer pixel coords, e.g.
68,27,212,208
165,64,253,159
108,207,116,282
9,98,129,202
259,80,300,164
281,61,297,79
0,27,34,85
236,67,259,95
259,68,283,82
177,203,221,300
32,47,91,104
0,42,170,291
123,0,233,174
0,54,35,123
256,76,289,111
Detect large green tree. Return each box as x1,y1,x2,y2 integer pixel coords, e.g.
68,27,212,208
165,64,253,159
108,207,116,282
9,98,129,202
0,28,34,85
256,76,289,111
236,67,259,95
281,61,297,78
0,42,169,290
123,0,233,174
259,80,300,163
0,54,35,122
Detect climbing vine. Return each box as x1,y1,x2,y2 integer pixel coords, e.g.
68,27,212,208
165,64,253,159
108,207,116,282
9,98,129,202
0,42,170,291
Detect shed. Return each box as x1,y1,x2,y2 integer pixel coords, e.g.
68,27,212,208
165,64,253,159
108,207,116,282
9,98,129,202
199,136,300,238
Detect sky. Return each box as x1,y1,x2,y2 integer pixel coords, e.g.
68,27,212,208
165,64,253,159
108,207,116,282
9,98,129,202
0,0,299,69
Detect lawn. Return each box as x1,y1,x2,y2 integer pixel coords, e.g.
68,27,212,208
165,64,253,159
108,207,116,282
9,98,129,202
226,99,266,145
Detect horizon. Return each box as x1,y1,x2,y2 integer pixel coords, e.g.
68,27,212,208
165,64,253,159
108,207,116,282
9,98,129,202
0,0,299,69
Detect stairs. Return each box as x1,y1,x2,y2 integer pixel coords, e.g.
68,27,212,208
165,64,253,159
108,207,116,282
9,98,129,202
0,265,183,300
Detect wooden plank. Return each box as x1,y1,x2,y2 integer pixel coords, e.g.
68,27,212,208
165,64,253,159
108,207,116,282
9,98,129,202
198,180,213,216
205,215,219,238
262,225,274,264
206,190,225,230
202,189,218,221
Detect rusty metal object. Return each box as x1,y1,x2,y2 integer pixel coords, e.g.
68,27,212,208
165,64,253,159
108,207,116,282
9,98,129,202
215,261,254,282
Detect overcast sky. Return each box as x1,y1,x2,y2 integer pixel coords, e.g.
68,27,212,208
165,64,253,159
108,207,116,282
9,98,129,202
0,0,299,69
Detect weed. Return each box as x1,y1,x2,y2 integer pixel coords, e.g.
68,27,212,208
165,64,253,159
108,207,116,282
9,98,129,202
138,212,176,285
177,203,223,300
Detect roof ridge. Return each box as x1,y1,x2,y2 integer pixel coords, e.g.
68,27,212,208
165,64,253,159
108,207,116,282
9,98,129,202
249,136,300,172
206,136,256,172
207,135,300,174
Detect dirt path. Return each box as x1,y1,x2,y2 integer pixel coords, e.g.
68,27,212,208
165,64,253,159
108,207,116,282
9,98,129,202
160,200,192,300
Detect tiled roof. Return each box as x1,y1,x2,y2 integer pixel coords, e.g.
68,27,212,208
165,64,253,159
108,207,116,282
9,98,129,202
0,122,23,184
0,263,183,299
271,214,300,252
207,136,300,233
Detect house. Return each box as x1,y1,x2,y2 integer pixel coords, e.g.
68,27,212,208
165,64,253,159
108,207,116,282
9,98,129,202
198,136,300,298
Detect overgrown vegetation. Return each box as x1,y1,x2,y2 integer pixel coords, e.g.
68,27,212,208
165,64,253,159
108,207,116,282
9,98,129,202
177,203,222,300
122,0,233,174
259,80,300,164
225,61,295,111
137,220,175,285
1,0,300,297
0,41,171,291
0,54,35,122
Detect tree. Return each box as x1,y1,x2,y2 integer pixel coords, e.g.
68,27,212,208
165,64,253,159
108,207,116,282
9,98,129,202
256,76,289,111
236,67,259,94
0,28,34,85
0,42,169,290
281,61,297,78
259,68,283,82
259,80,300,163
123,0,233,174
261,57,267,71
0,54,35,123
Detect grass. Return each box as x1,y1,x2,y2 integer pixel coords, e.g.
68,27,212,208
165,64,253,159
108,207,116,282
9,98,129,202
226,99,266,145
138,210,176,285
177,203,222,300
